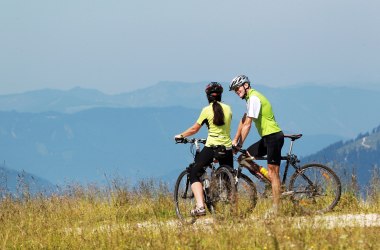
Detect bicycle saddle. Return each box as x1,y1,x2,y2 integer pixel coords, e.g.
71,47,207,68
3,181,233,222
284,134,303,140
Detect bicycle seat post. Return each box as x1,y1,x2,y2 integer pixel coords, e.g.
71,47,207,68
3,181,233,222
288,139,295,155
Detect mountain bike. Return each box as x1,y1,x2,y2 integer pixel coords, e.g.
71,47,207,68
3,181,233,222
234,134,341,214
174,137,237,224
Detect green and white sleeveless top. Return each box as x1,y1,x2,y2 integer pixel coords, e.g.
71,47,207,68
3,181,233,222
246,89,281,137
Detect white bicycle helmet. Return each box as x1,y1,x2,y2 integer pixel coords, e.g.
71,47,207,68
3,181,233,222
229,75,250,91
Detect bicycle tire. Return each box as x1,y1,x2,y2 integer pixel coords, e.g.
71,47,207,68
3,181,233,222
209,165,237,219
235,173,258,217
289,163,341,214
173,169,196,224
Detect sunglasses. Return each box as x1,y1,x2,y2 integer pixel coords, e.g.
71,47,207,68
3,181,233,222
233,86,241,92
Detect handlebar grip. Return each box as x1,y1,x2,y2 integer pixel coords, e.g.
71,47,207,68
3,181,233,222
232,145,247,154
175,137,186,143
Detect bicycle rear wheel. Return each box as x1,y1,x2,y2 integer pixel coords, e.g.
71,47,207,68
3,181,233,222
209,165,237,220
289,163,341,214
235,173,258,218
174,170,196,224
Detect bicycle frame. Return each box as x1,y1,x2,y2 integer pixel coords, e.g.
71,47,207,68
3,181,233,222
237,134,303,187
280,137,302,186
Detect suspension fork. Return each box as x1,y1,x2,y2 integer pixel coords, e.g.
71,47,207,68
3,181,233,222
182,175,191,199
234,165,243,185
182,163,194,199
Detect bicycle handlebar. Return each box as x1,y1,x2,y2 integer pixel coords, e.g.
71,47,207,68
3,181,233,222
175,137,207,144
232,145,247,154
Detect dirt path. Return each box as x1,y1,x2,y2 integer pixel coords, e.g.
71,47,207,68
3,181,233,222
64,213,380,235
290,213,380,229
136,213,380,229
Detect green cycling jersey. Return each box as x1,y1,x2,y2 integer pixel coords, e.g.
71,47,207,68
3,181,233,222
246,89,281,137
196,102,233,147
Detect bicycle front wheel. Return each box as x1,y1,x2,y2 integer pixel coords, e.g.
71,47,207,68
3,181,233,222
289,163,341,214
235,173,258,218
174,170,196,224
209,165,237,219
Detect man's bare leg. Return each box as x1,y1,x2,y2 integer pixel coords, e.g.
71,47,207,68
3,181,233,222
268,164,281,213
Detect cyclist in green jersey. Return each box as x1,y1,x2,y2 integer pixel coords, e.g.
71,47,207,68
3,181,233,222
229,75,284,215
175,82,233,217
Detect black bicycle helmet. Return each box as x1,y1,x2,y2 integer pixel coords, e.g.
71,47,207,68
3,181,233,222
205,82,223,96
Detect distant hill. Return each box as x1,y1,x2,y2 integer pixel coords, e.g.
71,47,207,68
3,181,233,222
0,163,54,196
0,87,119,113
0,107,208,185
0,82,379,140
301,124,380,190
0,83,209,113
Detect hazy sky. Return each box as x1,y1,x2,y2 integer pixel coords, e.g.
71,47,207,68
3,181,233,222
1,0,379,94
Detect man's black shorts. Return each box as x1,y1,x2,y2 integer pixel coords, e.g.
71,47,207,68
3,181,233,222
247,131,284,166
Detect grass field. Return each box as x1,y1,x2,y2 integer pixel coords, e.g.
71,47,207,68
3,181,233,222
0,178,379,249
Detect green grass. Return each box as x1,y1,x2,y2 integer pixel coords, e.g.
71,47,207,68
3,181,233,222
0,179,379,249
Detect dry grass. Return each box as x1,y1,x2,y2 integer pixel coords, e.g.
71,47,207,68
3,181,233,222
0,178,379,249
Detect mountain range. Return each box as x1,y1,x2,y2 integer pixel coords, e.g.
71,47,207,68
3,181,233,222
0,82,379,190
302,124,380,190
2,82,379,139
0,107,199,186
0,162,54,196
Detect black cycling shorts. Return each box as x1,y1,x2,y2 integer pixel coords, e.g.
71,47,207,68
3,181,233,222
189,146,233,184
247,131,284,166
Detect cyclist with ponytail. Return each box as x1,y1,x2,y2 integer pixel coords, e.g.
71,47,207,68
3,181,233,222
174,82,233,216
